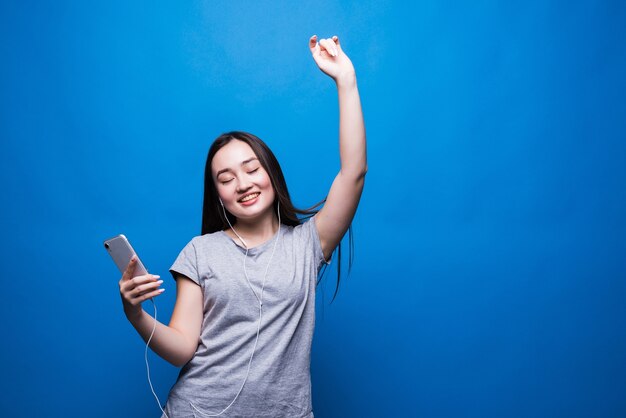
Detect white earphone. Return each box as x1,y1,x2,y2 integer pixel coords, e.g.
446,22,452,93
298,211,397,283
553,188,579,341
219,197,249,248
188,198,281,416
147,198,281,418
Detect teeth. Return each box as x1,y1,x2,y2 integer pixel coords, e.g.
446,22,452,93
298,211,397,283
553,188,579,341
240,193,259,202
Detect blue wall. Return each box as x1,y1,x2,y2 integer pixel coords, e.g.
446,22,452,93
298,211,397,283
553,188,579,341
1,1,625,417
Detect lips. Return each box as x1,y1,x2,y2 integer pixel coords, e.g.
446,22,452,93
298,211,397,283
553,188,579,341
238,192,260,203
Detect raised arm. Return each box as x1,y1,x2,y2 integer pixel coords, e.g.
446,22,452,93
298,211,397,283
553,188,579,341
309,35,367,260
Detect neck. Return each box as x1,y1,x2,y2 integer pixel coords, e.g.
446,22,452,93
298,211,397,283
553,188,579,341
229,211,279,248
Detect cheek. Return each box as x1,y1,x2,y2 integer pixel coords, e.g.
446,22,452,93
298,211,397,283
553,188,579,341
259,173,274,193
215,183,232,201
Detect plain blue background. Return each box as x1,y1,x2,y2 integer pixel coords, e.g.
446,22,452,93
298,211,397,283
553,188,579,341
1,1,625,417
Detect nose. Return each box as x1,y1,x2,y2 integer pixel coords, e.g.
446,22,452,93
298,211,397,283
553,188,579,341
236,176,252,193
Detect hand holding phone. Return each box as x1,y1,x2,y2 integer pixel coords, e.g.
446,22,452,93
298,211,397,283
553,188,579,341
104,234,148,277
104,234,164,313
104,235,167,414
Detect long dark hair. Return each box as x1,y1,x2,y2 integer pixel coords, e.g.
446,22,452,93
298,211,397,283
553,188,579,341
201,131,352,299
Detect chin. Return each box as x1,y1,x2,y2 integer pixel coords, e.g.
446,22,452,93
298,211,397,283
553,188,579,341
232,198,275,221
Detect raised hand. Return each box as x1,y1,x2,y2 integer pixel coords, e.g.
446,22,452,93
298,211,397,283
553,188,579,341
309,35,355,83
308,33,366,264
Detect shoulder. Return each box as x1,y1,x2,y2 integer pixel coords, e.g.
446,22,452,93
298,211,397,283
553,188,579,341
287,218,322,247
187,230,227,248
171,230,229,283
287,217,329,266
174,230,228,259
285,218,312,236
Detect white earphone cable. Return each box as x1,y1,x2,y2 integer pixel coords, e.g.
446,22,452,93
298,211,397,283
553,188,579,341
146,299,169,418
144,200,281,417
189,200,281,417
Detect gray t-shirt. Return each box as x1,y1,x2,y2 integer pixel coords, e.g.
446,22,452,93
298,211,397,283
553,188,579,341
162,219,326,418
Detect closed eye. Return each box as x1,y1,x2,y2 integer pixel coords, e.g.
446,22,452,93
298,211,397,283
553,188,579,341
248,168,259,174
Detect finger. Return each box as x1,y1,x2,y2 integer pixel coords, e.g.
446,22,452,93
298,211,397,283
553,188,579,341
319,38,338,57
130,274,161,290
120,274,160,294
132,287,166,305
309,34,320,56
332,35,342,51
319,38,331,54
132,279,164,298
121,256,138,282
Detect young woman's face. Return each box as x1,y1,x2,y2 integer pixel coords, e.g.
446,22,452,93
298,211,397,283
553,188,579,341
211,139,275,223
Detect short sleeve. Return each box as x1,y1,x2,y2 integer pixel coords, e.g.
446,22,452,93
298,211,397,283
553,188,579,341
305,217,332,268
169,238,200,285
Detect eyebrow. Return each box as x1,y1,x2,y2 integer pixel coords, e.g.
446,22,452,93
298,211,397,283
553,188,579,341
215,157,259,177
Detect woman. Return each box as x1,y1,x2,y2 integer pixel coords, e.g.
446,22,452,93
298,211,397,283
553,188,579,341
119,35,366,417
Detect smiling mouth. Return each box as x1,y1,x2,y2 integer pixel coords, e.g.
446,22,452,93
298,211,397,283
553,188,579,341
238,192,260,203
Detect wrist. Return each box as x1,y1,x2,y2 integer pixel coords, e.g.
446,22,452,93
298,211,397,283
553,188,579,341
335,71,357,89
124,304,143,323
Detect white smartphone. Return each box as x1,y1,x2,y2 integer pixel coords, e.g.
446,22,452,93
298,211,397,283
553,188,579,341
103,234,148,277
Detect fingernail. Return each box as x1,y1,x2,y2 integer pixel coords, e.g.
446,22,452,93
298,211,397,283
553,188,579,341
157,280,163,285
154,275,161,279
159,289,165,293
